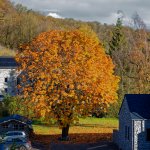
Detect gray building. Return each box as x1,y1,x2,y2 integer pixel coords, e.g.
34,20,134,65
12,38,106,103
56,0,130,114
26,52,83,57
0,57,18,101
113,94,150,150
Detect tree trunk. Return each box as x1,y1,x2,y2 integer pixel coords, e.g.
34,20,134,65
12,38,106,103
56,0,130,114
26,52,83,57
61,124,70,141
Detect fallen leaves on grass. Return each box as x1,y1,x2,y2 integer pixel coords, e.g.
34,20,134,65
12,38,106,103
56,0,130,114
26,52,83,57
31,133,112,146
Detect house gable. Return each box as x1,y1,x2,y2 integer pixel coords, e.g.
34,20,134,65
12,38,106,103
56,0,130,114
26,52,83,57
119,96,131,119
118,97,133,150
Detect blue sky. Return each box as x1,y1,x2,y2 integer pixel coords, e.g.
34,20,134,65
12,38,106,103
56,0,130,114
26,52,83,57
11,0,150,27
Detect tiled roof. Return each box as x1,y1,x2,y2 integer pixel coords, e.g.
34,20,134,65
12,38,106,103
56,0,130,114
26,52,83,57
0,57,17,68
0,114,32,125
125,94,150,119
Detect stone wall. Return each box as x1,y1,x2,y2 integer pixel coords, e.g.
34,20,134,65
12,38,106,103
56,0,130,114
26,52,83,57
134,120,150,150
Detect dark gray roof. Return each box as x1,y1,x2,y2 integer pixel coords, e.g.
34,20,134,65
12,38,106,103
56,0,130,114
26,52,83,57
0,114,32,125
0,57,17,68
125,94,150,119
130,112,145,120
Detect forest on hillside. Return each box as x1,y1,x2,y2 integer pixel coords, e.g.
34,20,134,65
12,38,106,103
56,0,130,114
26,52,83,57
0,0,150,117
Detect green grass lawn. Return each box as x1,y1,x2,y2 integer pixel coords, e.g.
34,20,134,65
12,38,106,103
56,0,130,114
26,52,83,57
33,117,118,135
79,117,118,128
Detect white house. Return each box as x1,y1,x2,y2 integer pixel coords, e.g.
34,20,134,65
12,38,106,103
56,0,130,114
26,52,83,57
113,94,150,150
0,57,19,100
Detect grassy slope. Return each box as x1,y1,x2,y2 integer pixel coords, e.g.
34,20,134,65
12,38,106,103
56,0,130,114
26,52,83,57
0,45,16,56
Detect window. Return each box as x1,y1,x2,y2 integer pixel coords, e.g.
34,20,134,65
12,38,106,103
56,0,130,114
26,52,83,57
125,126,130,140
8,123,13,128
17,78,20,85
125,126,127,139
5,78,8,82
4,88,8,93
19,124,24,130
2,124,8,129
147,128,150,141
13,124,19,130
128,127,130,140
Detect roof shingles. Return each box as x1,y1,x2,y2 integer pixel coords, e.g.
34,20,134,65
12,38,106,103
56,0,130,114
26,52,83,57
0,114,32,125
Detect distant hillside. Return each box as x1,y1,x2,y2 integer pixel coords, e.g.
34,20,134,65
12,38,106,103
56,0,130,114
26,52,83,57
0,0,114,50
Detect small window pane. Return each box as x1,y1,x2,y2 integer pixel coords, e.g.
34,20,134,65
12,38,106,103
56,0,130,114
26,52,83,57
5,78,8,82
4,88,7,93
14,124,19,130
3,124,8,129
19,124,24,130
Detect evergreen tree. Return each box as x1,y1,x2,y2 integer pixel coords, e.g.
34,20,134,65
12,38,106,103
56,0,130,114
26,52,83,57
109,18,126,55
107,18,127,117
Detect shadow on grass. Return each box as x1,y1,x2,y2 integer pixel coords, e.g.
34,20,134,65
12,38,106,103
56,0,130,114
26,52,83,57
31,133,113,150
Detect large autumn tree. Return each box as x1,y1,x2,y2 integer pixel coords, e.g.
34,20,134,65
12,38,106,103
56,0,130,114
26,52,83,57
16,29,119,140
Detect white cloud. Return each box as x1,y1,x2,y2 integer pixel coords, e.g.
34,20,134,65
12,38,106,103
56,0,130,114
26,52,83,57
47,12,63,19
108,12,133,26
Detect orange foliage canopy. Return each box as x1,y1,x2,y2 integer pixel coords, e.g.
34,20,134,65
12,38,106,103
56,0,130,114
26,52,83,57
16,30,119,127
